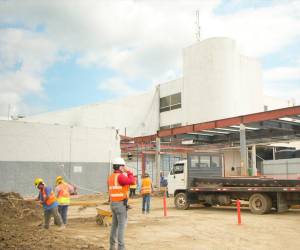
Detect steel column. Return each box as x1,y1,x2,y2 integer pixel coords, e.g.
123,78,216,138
240,124,248,176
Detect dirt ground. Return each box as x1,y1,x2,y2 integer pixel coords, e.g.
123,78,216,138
1,193,300,250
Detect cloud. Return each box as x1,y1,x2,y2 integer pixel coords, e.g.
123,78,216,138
0,28,58,116
263,66,300,82
0,0,300,114
263,63,300,104
98,77,142,97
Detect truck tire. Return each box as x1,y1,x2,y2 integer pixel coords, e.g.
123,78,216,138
174,192,190,210
249,193,272,215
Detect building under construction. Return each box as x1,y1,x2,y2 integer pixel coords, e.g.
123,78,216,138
0,37,298,195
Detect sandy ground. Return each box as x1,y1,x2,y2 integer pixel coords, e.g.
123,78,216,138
65,195,300,250
2,193,300,249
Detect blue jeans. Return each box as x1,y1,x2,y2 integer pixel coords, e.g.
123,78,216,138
110,201,127,250
142,194,151,213
58,205,69,225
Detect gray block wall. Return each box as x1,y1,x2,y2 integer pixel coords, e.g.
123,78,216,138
0,161,110,196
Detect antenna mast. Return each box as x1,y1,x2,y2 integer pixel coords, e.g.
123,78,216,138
195,10,201,42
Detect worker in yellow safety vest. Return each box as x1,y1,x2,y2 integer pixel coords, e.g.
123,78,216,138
34,178,64,229
141,173,152,214
129,175,138,198
55,176,74,225
108,157,135,250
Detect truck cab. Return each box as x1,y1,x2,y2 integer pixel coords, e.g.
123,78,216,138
167,160,188,196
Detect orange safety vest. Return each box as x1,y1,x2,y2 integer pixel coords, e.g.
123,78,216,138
42,188,57,206
141,177,152,195
57,182,71,205
108,173,129,202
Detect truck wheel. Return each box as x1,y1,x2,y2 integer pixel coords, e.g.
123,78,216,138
249,193,272,215
175,192,190,210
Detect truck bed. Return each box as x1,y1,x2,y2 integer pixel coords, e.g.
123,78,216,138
191,177,300,188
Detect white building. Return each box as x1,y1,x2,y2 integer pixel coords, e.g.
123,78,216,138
1,37,296,194
0,120,119,196
22,37,292,137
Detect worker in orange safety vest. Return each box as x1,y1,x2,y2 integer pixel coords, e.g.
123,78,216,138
34,178,64,229
141,173,152,214
108,157,135,250
55,176,74,225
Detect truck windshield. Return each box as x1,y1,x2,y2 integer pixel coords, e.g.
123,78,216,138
171,163,184,175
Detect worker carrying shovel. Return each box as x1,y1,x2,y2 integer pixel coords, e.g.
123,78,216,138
34,178,64,230
108,157,135,250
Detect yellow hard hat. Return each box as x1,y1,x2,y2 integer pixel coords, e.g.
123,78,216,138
34,178,44,187
56,176,63,184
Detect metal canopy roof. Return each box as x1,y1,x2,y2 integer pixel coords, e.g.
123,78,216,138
134,106,300,147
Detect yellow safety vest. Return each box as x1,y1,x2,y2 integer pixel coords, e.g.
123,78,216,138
141,177,152,195
57,182,71,205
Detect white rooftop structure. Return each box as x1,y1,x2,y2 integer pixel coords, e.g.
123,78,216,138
22,37,293,137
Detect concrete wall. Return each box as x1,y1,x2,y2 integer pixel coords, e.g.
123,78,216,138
23,89,159,137
0,120,120,196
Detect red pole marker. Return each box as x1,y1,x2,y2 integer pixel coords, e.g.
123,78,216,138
237,199,241,225
163,190,167,217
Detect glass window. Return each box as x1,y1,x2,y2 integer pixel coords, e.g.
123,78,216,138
171,123,182,128
171,93,181,105
160,106,170,113
160,125,171,130
200,156,210,168
171,104,181,110
160,96,170,108
191,155,200,168
211,156,220,168
160,93,181,112
173,164,184,174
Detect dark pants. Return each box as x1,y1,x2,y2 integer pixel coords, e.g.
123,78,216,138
129,188,136,198
142,194,151,213
110,201,127,250
58,205,69,225
44,206,63,229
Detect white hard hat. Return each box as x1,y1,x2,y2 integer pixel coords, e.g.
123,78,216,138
113,157,126,166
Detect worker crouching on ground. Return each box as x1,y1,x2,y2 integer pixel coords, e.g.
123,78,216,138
129,175,137,198
34,178,64,229
108,157,135,250
55,176,74,225
141,173,152,214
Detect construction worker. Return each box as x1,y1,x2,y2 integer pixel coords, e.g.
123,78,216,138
141,173,152,214
129,175,137,198
108,157,135,250
55,176,74,225
34,178,64,229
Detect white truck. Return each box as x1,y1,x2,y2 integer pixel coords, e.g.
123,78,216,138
167,153,300,214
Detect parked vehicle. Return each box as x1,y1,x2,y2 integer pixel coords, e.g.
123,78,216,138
168,153,300,214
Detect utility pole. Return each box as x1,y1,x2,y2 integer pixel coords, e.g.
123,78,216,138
195,10,201,42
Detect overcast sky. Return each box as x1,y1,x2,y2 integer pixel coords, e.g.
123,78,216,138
0,0,300,117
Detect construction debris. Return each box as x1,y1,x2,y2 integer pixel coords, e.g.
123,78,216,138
0,192,103,249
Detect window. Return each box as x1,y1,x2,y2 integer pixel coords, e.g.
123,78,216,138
200,156,210,168
160,93,181,112
211,156,220,168
160,123,182,130
191,155,200,168
173,163,184,174
190,155,222,169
